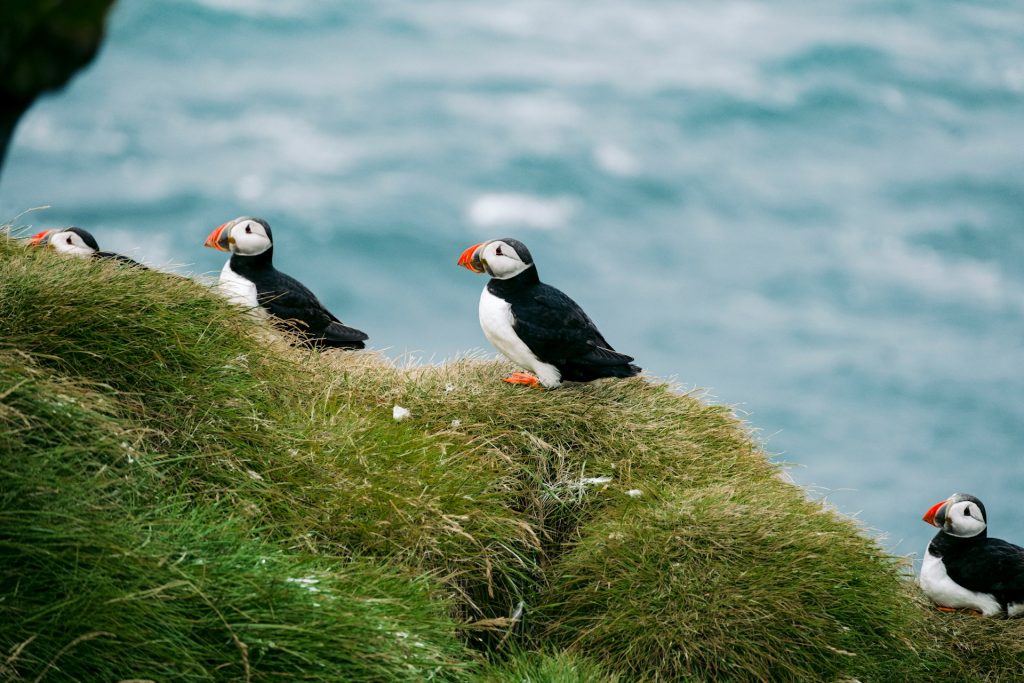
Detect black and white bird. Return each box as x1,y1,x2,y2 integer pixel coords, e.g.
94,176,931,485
29,227,147,268
204,216,368,349
920,493,1024,617
457,238,640,388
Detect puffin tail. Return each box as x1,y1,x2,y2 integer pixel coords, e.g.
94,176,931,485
307,321,369,350
604,362,642,378
560,360,641,382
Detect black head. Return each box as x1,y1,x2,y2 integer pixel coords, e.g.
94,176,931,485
205,216,274,256
29,226,100,255
923,493,988,538
493,238,533,266
66,227,100,252
457,237,535,280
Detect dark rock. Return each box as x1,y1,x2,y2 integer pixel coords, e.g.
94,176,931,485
0,0,117,171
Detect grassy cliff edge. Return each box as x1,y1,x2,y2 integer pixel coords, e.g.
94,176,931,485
1,236,1021,681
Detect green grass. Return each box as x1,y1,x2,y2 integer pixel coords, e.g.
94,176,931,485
0,350,474,682
478,650,619,682
2,234,1022,681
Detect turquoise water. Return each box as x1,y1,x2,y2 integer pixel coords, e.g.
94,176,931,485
3,0,1023,561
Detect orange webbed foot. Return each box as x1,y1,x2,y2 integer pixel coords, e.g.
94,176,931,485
503,372,542,388
936,606,983,616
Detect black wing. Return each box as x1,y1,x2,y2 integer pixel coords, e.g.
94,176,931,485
509,283,635,368
259,272,368,349
94,251,148,269
949,538,1024,601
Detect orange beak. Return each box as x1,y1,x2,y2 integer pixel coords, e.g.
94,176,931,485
204,222,231,251
29,229,54,246
458,242,486,273
923,500,946,527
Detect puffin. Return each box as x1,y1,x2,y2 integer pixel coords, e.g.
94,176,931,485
457,238,640,388
29,227,147,268
204,216,368,349
920,493,1024,617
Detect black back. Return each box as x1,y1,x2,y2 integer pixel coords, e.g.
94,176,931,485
929,531,1024,613
228,243,368,350
65,227,148,269
487,265,640,382
94,250,148,269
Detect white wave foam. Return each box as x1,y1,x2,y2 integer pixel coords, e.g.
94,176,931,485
844,234,1015,312
467,193,575,230
593,143,640,177
16,114,128,156
190,0,314,19
102,228,173,266
235,174,266,202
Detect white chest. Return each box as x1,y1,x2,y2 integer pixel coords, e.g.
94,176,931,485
919,549,1001,616
216,260,261,310
478,287,560,387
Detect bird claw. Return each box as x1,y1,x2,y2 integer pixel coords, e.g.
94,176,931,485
503,373,542,388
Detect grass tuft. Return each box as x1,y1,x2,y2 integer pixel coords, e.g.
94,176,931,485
2,234,1023,680
479,650,620,682
0,350,474,682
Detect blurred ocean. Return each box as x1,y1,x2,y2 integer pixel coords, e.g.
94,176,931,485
2,0,1022,560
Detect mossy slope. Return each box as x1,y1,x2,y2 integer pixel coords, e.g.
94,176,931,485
1,237,1021,681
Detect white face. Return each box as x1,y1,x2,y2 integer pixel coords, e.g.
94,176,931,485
228,219,272,256
47,230,96,257
479,240,532,280
942,499,987,538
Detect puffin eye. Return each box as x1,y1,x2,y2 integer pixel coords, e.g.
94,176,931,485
495,246,504,256
963,507,971,516
245,225,252,234
66,237,73,244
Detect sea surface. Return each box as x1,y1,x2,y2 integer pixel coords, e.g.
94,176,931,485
3,0,1023,561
